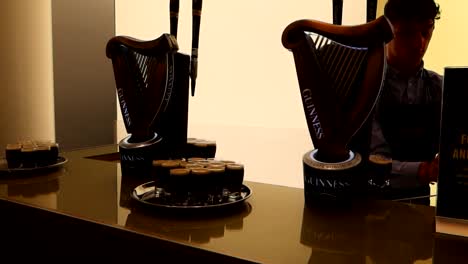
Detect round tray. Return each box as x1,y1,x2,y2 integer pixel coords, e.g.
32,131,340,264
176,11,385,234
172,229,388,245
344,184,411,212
0,156,68,174
131,181,252,210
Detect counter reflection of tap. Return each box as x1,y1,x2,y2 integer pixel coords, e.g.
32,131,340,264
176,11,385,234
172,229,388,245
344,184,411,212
300,200,434,264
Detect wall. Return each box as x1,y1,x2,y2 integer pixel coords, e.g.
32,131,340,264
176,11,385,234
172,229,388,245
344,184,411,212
0,0,55,151
113,0,468,189
114,0,368,188
115,0,366,131
424,0,468,74
52,0,116,151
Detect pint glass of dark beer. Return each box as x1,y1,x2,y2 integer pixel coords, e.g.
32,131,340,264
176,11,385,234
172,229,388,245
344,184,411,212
367,154,392,189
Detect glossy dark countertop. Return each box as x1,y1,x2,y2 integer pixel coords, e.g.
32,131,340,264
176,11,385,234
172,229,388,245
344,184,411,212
0,145,467,262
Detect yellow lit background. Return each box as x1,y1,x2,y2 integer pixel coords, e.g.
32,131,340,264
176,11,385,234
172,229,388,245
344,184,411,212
115,0,466,191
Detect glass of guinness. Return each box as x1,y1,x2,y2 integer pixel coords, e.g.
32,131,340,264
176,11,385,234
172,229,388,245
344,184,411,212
367,153,392,189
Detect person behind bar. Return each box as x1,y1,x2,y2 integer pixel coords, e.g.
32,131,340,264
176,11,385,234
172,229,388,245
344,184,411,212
369,0,441,204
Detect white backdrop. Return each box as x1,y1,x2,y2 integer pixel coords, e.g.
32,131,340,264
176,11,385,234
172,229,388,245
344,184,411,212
115,0,368,188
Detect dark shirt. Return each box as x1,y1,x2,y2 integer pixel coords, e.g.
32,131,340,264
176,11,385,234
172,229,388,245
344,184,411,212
370,62,442,188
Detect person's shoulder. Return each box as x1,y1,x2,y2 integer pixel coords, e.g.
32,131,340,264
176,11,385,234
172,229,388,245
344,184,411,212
423,68,443,87
423,68,442,80
423,68,442,100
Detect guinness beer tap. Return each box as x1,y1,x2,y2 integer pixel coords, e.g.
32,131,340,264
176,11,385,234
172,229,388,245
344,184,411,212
332,0,343,25
170,0,179,38
282,16,393,204
107,1,206,173
191,0,203,96
367,0,378,22
107,34,186,172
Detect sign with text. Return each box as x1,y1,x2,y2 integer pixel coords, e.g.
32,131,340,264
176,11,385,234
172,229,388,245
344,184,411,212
437,67,468,221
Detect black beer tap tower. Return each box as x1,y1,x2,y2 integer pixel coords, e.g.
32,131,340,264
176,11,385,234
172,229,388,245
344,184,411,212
106,0,203,173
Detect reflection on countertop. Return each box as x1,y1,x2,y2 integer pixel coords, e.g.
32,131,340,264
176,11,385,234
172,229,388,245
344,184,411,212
125,202,252,244
0,167,63,208
301,201,434,264
3,170,61,197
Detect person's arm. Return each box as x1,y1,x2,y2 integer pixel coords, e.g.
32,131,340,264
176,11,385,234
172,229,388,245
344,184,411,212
370,115,438,186
369,114,391,156
391,160,422,187
392,160,420,177
369,115,422,182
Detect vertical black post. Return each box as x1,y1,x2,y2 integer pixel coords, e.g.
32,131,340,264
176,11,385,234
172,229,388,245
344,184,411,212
191,0,202,96
169,0,180,38
332,0,343,25
367,0,378,22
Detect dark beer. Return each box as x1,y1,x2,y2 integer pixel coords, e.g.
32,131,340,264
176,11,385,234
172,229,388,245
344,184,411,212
225,163,245,193
5,144,22,168
190,168,211,198
168,168,191,198
160,160,180,190
368,154,392,188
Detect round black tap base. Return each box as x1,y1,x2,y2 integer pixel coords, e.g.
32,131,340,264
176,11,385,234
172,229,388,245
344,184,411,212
302,149,366,207
119,133,164,175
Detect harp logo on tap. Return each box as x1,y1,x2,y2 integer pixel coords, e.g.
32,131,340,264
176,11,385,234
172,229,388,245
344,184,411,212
282,16,393,203
107,34,179,142
107,0,204,165
282,17,393,163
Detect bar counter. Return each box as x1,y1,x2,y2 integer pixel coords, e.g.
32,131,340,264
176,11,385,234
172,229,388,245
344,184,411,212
0,144,467,262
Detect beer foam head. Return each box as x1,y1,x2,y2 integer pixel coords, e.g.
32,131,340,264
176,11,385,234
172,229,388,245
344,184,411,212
226,163,244,170
6,144,22,150
191,168,210,175
170,168,190,176
152,159,169,166
162,160,180,168
368,154,392,165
